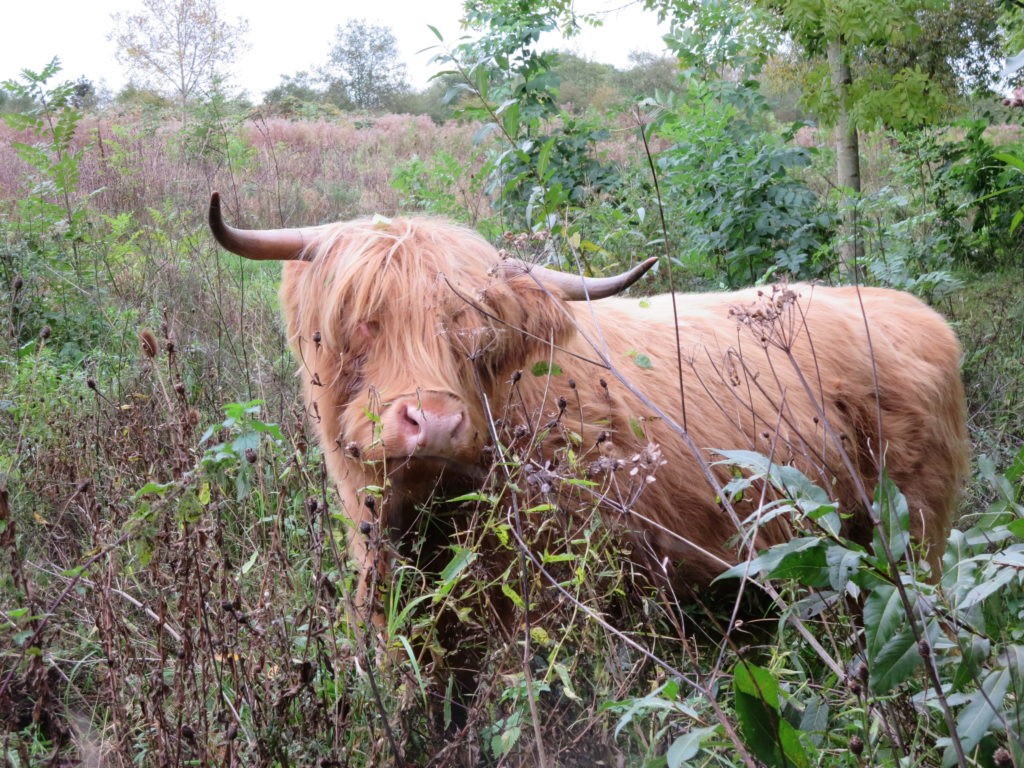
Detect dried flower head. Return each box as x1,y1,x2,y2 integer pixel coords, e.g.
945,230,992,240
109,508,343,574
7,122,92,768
140,329,158,358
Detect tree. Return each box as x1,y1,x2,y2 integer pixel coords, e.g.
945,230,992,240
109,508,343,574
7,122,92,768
320,19,409,111
109,0,249,109
262,71,324,116
617,51,684,101
646,0,959,277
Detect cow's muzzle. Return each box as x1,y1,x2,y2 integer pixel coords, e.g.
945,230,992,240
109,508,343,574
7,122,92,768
380,390,476,462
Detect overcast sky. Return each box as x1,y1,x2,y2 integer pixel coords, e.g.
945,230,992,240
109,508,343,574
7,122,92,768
2,0,669,100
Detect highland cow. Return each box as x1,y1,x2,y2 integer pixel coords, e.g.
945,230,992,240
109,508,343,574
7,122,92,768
208,192,969,618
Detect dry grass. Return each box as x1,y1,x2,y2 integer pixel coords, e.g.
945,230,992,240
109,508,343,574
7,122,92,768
0,112,485,231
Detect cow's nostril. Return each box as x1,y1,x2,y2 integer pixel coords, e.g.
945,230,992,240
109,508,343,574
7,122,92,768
403,405,423,429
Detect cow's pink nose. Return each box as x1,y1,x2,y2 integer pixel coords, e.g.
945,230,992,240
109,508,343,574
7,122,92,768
396,403,466,455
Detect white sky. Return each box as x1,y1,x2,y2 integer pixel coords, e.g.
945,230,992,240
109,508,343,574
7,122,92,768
2,0,670,100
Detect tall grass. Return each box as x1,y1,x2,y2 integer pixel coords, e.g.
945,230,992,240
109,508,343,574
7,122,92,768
2,84,1024,767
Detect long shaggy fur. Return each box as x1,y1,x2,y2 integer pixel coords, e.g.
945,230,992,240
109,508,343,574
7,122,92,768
279,216,969,599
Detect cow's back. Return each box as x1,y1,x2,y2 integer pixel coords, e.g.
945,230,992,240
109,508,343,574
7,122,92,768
558,284,967,584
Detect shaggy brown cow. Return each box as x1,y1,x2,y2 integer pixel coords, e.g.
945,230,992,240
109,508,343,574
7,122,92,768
208,192,969,613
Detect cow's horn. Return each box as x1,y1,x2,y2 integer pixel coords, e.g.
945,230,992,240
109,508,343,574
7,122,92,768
208,192,325,261
511,257,659,300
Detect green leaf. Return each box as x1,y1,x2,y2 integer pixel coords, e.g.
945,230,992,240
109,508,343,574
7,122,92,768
435,546,477,599
240,548,259,575
536,136,556,179
826,545,864,592
501,582,525,609
733,661,809,768
716,537,824,584
133,481,173,499
863,585,930,693
667,726,718,767
994,152,1024,173
871,473,910,570
531,360,563,377
942,665,1011,765
633,353,653,369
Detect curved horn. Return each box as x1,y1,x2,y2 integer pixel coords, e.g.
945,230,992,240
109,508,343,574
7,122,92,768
208,192,327,261
502,257,658,300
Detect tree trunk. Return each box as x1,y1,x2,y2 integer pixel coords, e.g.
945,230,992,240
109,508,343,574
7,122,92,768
827,36,863,280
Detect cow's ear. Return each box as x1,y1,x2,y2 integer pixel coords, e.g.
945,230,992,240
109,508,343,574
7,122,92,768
483,274,574,348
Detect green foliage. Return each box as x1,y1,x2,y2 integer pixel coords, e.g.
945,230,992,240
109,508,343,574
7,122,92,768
649,80,834,285
898,122,1024,270
392,150,495,232
733,661,810,767
2,58,86,238
713,445,1024,767
434,11,622,231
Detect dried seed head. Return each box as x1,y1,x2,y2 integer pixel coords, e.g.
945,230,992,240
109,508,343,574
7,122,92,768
567,378,576,389
140,329,158,358
86,378,97,391
312,330,322,345
849,735,864,757
12,276,23,292
244,447,257,464
306,497,319,514
364,496,376,513
359,520,372,536
174,380,185,396
511,370,522,384
994,747,1013,768
40,325,51,340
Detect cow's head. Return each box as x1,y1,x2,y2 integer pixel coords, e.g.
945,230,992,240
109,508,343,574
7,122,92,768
209,193,655,499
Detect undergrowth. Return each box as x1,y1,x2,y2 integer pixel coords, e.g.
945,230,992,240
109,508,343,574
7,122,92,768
2,59,1024,768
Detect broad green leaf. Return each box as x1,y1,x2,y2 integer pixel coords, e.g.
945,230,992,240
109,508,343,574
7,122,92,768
863,585,930,693
942,666,1011,766
666,726,718,767
733,661,809,768
133,481,173,498
434,547,477,599
826,545,864,592
871,473,910,569
716,537,824,583
501,582,525,609
958,566,1016,611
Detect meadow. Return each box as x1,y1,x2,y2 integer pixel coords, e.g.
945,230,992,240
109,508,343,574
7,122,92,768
2,67,1024,767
